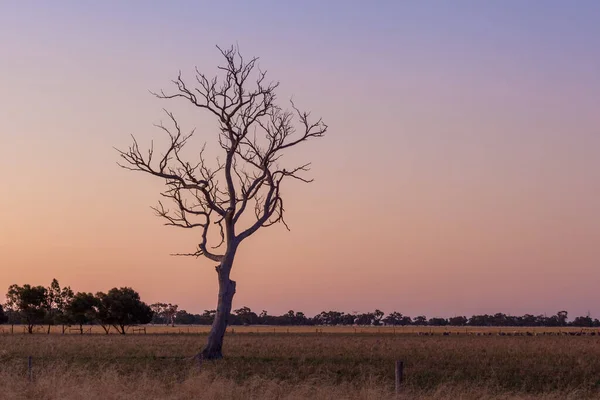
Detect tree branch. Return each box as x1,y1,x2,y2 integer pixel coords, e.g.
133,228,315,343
116,45,327,262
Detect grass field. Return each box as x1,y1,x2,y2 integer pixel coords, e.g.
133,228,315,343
1,326,600,399
2,324,598,335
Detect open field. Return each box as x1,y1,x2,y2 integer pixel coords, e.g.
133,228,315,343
2,324,599,336
1,328,600,399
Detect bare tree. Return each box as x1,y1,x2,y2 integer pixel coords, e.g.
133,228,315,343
116,45,327,360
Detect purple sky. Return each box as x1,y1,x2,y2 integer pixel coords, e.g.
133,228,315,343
1,1,599,318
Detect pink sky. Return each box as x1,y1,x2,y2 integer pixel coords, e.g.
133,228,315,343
1,2,599,318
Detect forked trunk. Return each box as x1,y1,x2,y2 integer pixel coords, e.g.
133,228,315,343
199,250,237,360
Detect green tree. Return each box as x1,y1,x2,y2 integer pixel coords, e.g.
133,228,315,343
66,292,99,334
150,302,179,326
45,279,74,334
96,288,153,334
6,284,48,333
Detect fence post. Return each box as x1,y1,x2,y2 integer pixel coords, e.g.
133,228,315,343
395,360,403,393
28,356,33,382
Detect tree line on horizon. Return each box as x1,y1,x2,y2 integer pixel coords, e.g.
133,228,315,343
1,279,152,334
168,307,600,328
2,279,599,333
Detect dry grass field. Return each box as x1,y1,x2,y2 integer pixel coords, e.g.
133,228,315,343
2,324,598,335
1,327,600,399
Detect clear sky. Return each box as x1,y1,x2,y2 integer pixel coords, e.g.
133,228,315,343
1,1,599,318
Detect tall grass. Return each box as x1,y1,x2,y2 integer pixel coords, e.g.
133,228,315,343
1,332,599,399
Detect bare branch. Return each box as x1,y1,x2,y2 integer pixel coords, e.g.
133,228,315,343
116,44,327,262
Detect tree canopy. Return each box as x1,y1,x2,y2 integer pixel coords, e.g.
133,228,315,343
96,287,153,334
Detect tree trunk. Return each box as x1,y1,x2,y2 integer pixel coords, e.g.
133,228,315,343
199,250,237,360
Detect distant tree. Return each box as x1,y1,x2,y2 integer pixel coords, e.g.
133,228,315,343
150,303,165,324
492,313,508,326
556,311,569,327
295,311,308,324
272,310,291,325
6,284,48,333
95,288,153,334
518,314,533,326
413,315,427,325
351,310,384,326
0,304,7,324
233,306,259,325
258,310,272,324
198,309,216,325
428,317,449,326
315,311,346,325
373,309,385,326
45,279,74,334
383,312,403,326
116,45,327,359
164,303,179,326
174,310,199,324
150,303,179,326
448,316,468,326
66,292,99,334
354,312,374,326
468,314,491,326
571,315,593,327
531,315,547,327
281,310,308,325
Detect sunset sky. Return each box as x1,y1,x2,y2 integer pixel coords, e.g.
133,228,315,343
1,1,599,319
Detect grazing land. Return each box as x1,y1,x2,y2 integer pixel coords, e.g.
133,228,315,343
2,324,598,336
1,327,600,399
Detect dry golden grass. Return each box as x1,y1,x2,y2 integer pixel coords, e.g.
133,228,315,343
1,329,600,399
2,324,597,335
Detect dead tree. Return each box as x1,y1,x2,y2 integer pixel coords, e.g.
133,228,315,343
116,45,327,360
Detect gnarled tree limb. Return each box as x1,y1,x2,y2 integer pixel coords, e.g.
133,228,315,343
116,44,327,262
